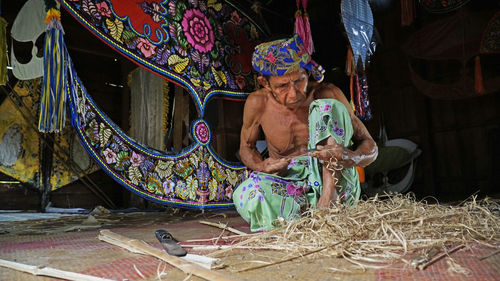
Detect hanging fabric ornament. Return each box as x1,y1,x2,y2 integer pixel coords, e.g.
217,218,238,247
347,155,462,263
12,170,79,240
294,0,306,47
355,70,372,121
401,0,415,26
301,0,314,54
342,0,374,121
293,0,314,54
346,47,356,112
0,16,8,86
39,0,69,133
349,73,355,112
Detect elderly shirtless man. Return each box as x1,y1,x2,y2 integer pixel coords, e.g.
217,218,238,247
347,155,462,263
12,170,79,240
233,34,378,232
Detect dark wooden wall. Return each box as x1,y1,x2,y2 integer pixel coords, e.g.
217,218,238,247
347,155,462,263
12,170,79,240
362,3,500,201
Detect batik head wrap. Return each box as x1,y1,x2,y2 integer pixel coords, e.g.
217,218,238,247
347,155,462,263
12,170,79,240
251,34,325,82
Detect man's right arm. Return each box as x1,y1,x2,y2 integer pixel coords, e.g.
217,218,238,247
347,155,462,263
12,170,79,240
240,92,266,171
239,92,289,174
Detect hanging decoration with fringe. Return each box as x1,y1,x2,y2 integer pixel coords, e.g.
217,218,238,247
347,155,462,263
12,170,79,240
38,0,69,133
294,0,305,48
341,0,375,121
294,0,314,54
346,47,356,112
0,3,8,86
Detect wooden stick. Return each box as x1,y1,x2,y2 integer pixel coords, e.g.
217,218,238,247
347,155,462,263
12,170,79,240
0,258,114,281
198,221,247,236
207,228,281,258
98,230,239,281
236,246,329,272
181,244,291,251
417,245,465,270
479,249,500,261
184,233,255,243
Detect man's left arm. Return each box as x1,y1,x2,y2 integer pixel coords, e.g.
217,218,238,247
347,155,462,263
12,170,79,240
314,83,378,168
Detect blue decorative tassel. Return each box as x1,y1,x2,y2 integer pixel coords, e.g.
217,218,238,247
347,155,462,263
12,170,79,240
38,8,69,133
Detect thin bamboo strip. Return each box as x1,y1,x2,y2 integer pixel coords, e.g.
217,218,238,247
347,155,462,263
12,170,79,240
198,221,247,236
0,259,114,281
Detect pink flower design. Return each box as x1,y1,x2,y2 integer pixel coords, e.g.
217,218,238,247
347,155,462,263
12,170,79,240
103,148,116,164
230,11,241,25
131,151,144,167
225,185,233,199
235,75,246,90
136,38,157,58
323,104,332,112
163,179,175,194
96,2,112,18
286,184,304,196
195,122,209,143
181,9,214,53
266,52,276,63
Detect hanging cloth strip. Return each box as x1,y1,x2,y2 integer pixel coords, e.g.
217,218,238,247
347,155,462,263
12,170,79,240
38,1,69,133
293,0,314,54
341,0,374,120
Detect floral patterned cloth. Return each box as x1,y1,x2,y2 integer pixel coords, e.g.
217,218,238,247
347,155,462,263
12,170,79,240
233,99,360,231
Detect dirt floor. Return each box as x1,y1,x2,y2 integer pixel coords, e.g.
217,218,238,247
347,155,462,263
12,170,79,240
0,209,498,281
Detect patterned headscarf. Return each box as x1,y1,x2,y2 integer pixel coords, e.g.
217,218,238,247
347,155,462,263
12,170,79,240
252,34,324,82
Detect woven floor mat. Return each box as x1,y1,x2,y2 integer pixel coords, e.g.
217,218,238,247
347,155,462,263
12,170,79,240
0,212,498,281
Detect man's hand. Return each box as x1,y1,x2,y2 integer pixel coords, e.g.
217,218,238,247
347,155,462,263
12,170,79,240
311,143,357,169
260,158,290,175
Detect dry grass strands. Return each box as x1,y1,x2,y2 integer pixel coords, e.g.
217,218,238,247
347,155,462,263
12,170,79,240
232,194,499,270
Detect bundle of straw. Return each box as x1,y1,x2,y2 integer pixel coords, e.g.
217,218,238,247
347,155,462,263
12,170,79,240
222,194,499,269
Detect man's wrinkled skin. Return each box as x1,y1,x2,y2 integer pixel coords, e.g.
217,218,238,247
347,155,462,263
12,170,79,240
239,69,378,208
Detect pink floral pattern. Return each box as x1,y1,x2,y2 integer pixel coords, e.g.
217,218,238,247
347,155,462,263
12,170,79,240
103,148,116,164
163,179,175,194
63,0,263,104
235,75,246,90
136,38,156,58
194,121,210,144
131,151,144,167
225,185,233,199
286,183,304,196
230,11,241,25
181,9,214,53
96,2,111,18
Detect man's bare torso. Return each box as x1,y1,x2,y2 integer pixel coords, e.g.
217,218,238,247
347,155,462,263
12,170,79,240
256,82,333,159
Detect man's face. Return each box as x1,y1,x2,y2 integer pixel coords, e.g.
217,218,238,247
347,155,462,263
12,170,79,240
267,69,309,108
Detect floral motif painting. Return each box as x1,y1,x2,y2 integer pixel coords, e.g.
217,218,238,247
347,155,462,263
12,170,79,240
58,0,264,208
60,0,266,113
69,71,247,208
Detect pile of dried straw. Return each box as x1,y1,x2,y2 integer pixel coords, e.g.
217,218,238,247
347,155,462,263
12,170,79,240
213,194,500,270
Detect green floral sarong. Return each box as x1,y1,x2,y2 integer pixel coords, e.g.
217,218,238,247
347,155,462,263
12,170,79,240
233,99,360,232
